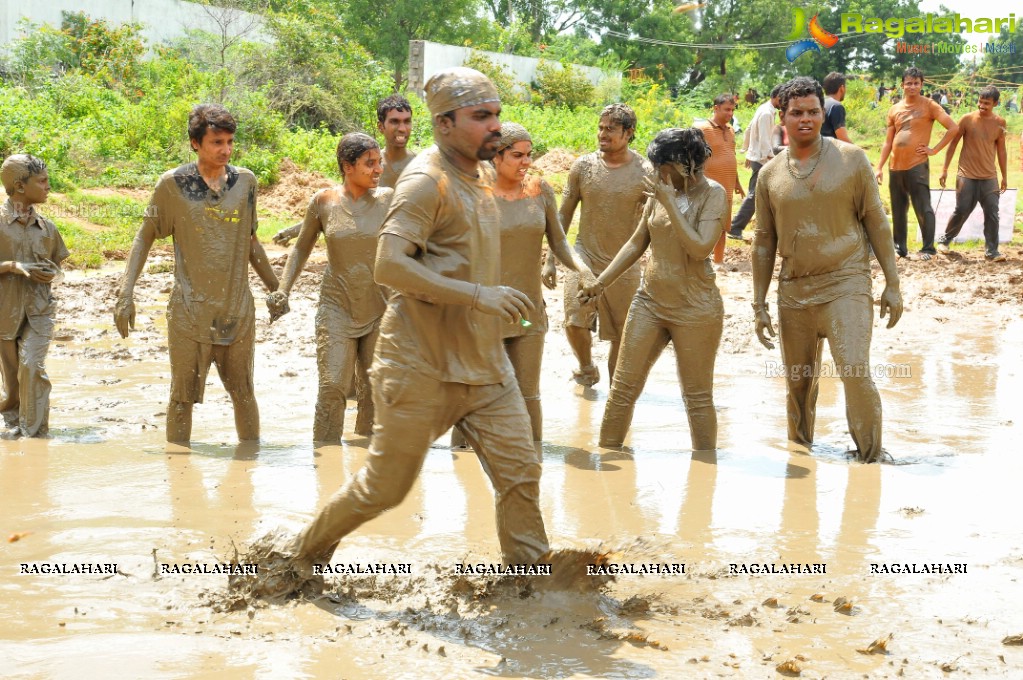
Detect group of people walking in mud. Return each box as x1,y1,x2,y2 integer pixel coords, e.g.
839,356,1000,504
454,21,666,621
0,65,1011,591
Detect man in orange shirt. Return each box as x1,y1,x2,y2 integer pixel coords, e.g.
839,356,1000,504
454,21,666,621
875,67,958,260
936,86,1008,262
696,93,742,264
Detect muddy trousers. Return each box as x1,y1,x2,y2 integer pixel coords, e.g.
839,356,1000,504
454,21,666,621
777,294,882,462
599,300,722,451
937,177,1001,257
314,325,377,442
889,163,936,256
0,318,52,436
295,364,549,565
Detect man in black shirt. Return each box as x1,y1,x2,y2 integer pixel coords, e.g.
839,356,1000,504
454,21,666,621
821,72,853,143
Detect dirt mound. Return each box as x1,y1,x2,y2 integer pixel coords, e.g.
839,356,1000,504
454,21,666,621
259,159,335,217
533,148,577,176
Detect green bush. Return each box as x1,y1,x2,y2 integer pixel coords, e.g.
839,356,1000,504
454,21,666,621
532,60,596,110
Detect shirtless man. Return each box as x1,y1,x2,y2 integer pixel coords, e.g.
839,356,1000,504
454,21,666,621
544,104,651,386
273,96,416,246
752,77,903,463
115,104,279,443
271,68,549,594
875,67,958,260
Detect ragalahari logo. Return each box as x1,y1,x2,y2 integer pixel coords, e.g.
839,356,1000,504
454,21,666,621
786,8,840,62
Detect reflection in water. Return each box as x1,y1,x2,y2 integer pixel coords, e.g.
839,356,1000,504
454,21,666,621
677,449,717,551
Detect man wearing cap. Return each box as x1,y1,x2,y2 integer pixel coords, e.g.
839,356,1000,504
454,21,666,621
275,68,550,592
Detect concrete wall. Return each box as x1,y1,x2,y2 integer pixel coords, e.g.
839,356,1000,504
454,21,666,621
0,0,266,49
408,40,620,99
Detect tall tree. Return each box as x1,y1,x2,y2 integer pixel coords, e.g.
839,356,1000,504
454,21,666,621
339,0,485,90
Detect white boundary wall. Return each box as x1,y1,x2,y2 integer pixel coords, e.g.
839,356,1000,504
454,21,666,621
0,0,266,48
408,39,620,98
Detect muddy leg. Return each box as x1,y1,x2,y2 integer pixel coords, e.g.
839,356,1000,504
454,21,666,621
459,381,549,564
353,328,378,437
777,305,823,448
566,325,594,374
214,331,259,442
166,400,193,443
599,303,668,447
504,333,545,442
0,337,21,428
669,316,722,451
18,322,53,436
822,295,881,462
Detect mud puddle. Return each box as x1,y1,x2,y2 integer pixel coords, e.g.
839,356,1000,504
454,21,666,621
2,255,1023,678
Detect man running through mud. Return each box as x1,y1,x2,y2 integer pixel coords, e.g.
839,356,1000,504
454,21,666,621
544,104,651,387
752,77,903,463
261,68,549,596
114,104,279,443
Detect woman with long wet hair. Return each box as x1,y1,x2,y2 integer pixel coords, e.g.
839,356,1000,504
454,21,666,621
580,127,725,450
267,133,392,442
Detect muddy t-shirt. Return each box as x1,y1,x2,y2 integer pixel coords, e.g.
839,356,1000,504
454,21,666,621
145,163,258,345
694,119,737,197
376,146,511,384
955,111,1006,180
564,150,651,271
0,201,69,339
887,97,945,171
308,187,393,338
379,152,416,189
755,139,885,309
497,179,553,338
638,179,725,326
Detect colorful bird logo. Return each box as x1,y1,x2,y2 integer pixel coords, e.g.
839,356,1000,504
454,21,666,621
786,10,839,62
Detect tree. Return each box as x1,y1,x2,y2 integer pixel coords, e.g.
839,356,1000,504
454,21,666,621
338,0,486,90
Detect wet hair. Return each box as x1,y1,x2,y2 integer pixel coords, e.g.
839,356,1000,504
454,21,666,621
336,132,379,177
1,154,47,194
822,72,846,95
188,104,237,144
770,84,783,100
902,66,924,84
646,127,711,178
599,103,637,141
978,86,1000,103
377,95,413,124
778,77,825,113
712,93,736,107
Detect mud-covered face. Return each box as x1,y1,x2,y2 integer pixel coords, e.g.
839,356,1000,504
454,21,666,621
783,94,824,146
192,128,234,170
378,109,413,150
17,171,50,206
598,116,632,154
495,141,532,184
439,103,503,163
977,97,996,116
343,148,382,192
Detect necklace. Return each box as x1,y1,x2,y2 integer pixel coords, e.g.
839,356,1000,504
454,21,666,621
785,140,827,181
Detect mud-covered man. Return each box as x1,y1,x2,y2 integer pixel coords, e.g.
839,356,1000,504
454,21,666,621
752,77,903,463
0,154,69,439
273,68,549,593
114,104,279,443
544,103,651,386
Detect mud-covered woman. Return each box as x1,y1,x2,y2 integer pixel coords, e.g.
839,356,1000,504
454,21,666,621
580,128,725,451
267,133,392,443
453,122,596,444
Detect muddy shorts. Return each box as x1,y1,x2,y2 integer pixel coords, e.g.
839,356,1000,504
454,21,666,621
168,322,254,404
563,252,640,342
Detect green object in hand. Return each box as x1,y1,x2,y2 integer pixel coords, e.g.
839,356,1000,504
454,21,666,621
520,319,532,328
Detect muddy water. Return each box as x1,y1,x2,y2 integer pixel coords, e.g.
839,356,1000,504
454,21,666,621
2,262,1023,678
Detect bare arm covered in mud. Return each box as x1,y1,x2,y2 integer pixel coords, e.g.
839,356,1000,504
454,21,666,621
938,121,965,188
272,222,302,246
577,201,652,303
276,196,325,298
249,235,279,293
645,175,722,261
544,160,583,282
540,181,595,290
919,109,958,157
114,222,158,338
874,123,896,184
751,175,778,350
854,155,902,328
375,234,533,324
